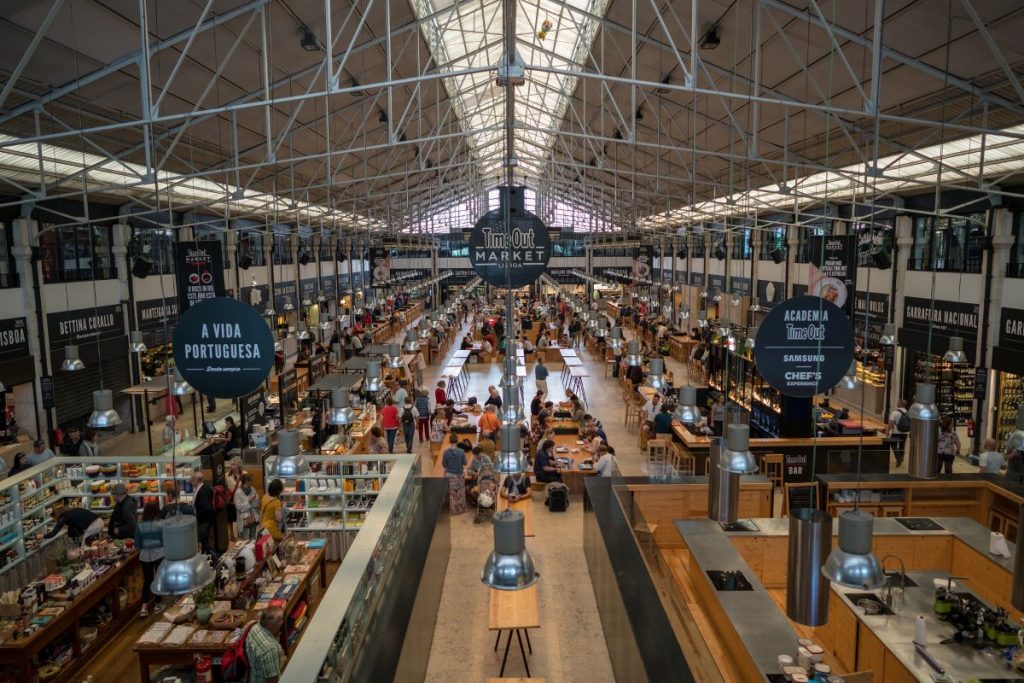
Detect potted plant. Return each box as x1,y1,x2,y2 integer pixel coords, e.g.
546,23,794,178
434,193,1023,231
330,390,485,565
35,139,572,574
195,581,216,624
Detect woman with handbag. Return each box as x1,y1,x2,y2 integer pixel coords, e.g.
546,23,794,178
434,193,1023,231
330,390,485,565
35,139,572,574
234,473,260,540
260,479,285,542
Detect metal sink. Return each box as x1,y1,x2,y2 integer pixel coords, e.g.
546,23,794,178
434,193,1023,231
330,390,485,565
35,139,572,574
894,517,945,531
846,592,896,615
705,569,754,591
885,571,918,588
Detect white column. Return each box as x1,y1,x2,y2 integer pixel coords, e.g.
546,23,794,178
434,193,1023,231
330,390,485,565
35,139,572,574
11,217,46,440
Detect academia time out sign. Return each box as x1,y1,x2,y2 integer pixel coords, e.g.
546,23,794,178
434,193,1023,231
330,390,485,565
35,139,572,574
753,295,855,397
469,192,551,288
172,297,274,398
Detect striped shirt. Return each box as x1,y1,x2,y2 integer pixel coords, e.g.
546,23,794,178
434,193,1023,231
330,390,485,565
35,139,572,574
245,622,283,683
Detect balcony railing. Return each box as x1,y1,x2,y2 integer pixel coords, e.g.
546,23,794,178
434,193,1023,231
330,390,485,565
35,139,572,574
906,257,982,274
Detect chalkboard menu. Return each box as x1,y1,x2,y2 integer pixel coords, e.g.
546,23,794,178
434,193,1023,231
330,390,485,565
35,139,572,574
785,483,817,512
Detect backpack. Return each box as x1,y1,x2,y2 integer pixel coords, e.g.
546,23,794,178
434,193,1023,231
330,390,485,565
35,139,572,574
401,406,414,424
895,408,911,433
221,621,255,682
213,484,230,512
544,482,569,512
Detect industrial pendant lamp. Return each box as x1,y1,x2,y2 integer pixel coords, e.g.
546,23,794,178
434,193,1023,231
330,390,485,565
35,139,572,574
839,361,859,390
697,311,709,329
264,304,276,317
942,336,967,363
171,367,192,396
129,331,148,353
625,341,643,367
719,424,758,474
879,323,897,346
481,510,539,590
403,329,420,353
499,386,525,423
745,326,757,350
295,322,311,341
674,385,700,424
385,343,404,369
607,327,624,351
364,363,384,392
151,515,215,596
907,383,939,479
595,318,607,338
679,304,691,321
822,509,884,590
320,317,333,332
496,424,527,475
61,345,85,371
328,388,354,426
283,297,295,312
646,358,667,391
418,320,431,340
787,507,832,626
86,389,122,429
719,320,732,339
270,429,308,477
748,297,762,313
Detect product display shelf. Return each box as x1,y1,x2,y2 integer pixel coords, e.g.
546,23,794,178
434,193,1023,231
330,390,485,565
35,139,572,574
996,371,1023,451
914,356,974,426
0,455,201,577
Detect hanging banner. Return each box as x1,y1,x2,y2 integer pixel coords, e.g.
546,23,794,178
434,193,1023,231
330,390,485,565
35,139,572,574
172,297,274,398
47,305,124,346
0,317,29,361
370,248,392,284
756,280,784,310
753,296,855,397
899,296,979,356
241,284,270,311
852,292,889,348
174,241,226,312
689,272,705,287
729,276,752,296
469,187,552,288
807,235,857,317
631,245,654,280
134,298,179,348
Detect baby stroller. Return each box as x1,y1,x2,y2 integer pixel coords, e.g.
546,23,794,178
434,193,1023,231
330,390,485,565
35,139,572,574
473,465,498,524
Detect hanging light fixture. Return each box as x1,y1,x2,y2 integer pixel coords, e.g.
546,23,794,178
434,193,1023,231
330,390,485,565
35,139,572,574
712,289,722,303
907,383,939,479
594,318,608,338
607,327,624,352
787,507,832,625
719,319,732,338
749,297,762,313
270,429,308,477
700,288,709,299
745,326,758,350
674,385,700,424
61,345,85,371
625,341,643,367
730,290,741,306
679,304,691,321
942,336,967,363
301,297,312,307
151,515,215,596
879,323,897,346
172,367,192,396
264,304,276,317
403,329,420,353
320,317,333,332
500,386,525,423
129,331,148,353
283,297,295,311
697,311,709,329
839,361,859,390
646,358,667,391
719,424,758,474
364,363,384,392
822,509,884,589
86,389,122,429
328,388,355,426
481,510,539,590
385,343,404,369
496,424,527,474
295,322,311,340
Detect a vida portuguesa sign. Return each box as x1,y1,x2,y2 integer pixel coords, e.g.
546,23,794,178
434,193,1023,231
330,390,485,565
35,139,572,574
173,297,274,398
469,186,551,288
753,296,855,397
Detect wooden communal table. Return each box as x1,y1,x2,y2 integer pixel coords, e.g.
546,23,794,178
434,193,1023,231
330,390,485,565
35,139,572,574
489,584,541,677
134,544,326,683
0,550,141,683
503,497,535,537
549,430,597,495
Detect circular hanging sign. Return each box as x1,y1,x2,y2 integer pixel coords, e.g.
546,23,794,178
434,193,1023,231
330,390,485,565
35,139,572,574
172,297,275,399
469,208,551,289
753,295,855,398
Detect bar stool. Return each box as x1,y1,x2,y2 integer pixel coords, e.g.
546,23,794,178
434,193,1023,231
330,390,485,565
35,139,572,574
647,438,670,473
675,447,696,476
761,453,783,489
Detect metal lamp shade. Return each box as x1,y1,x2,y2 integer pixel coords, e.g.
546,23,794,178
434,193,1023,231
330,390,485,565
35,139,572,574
719,321,732,338
707,438,738,524
328,388,355,426
942,336,968,363
907,383,940,479
151,515,215,596
296,322,311,340
496,425,526,475
839,361,859,390
787,508,832,625
283,298,295,311
594,319,607,338
61,345,85,371
481,510,539,590
607,328,624,351
172,368,192,396
364,363,384,392
879,323,897,346
264,305,276,317
403,330,420,353
822,509,884,590
674,385,701,424
87,390,122,429
499,386,525,423
749,297,762,312
625,341,643,367
719,424,758,474
646,359,667,390
129,330,148,353
386,343,404,368
679,305,691,320
745,326,757,350
271,429,308,477
697,312,709,328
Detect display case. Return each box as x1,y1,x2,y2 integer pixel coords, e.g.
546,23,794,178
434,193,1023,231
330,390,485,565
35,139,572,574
0,455,202,577
914,354,974,426
996,371,1023,450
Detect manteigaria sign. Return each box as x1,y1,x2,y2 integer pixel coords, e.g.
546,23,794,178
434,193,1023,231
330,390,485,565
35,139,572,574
469,186,551,289
172,297,274,398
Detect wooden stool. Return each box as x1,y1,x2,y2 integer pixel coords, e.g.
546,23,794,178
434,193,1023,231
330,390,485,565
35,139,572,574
880,505,904,518
639,425,649,450
647,438,670,471
762,453,783,489
676,451,696,476
633,522,658,556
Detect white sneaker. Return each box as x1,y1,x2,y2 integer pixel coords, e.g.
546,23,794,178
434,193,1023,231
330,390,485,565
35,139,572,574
139,607,149,618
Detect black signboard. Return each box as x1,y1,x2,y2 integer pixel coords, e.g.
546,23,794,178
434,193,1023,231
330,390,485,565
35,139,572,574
469,187,552,288
174,241,226,312
689,272,705,287
172,297,274,398
792,283,808,297
899,296,979,357
0,317,29,361
974,367,988,400
852,292,890,347
549,268,584,284
807,235,857,317
446,269,476,284
134,298,178,348
47,305,124,346
241,387,266,428
729,277,752,297
755,280,784,309
753,296,855,397
241,284,270,310
40,376,55,410
632,246,654,280
993,306,1024,374
273,282,297,311
707,274,725,295
321,275,337,298
370,248,391,284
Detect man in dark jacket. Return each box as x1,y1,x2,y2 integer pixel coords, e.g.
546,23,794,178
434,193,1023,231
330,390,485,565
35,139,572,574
45,506,103,542
108,482,137,539
59,427,82,456
191,472,215,554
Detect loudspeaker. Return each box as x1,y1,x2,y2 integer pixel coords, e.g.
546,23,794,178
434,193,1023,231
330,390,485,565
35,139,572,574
713,243,726,261
337,248,347,262
299,252,310,266
769,247,786,264
238,254,253,270
676,245,688,259
870,248,891,270
132,255,153,279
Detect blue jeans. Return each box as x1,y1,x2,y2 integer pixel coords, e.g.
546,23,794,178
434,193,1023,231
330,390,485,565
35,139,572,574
403,422,415,452
385,428,398,453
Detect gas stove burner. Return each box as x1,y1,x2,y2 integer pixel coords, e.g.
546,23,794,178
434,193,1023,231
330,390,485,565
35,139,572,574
894,518,945,531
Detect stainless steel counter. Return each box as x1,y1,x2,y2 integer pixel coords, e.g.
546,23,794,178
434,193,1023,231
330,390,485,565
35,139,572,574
833,570,1024,681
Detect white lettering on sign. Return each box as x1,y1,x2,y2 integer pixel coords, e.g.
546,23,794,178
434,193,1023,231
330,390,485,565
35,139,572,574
59,314,115,336
784,354,825,362
1006,318,1024,338
0,327,26,348
184,343,262,359
905,305,978,329
481,226,537,250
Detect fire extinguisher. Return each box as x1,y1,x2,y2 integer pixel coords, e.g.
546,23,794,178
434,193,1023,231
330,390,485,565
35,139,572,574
967,418,976,438
195,654,213,683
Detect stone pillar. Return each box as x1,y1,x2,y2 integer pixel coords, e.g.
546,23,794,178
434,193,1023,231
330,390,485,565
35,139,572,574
890,214,915,408
984,207,1014,443
12,217,46,440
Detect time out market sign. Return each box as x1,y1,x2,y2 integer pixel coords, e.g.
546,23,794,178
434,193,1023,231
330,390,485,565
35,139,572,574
469,213,551,289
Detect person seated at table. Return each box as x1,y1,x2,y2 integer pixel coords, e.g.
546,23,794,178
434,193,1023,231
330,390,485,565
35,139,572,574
570,397,587,427
649,403,673,435
501,470,533,501
583,427,604,456
466,445,493,482
537,401,554,423
461,335,473,351
530,390,545,417
643,393,662,427
443,399,458,424
531,414,550,446
588,444,617,477
484,385,502,409
537,334,549,348
533,439,562,484
522,336,535,353
559,333,572,347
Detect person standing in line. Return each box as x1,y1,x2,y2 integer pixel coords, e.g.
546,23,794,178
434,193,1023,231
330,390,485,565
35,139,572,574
135,501,165,617
886,398,910,468
442,438,469,514
191,472,215,554
108,483,138,540
400,397,416,453
936,417,961,474
234,472,260,540
415,389,431,444
380,398,400,453
534,358,549,396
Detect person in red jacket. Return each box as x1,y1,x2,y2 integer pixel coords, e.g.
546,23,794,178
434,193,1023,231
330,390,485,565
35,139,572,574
380,398,400,453
435,381,447,406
